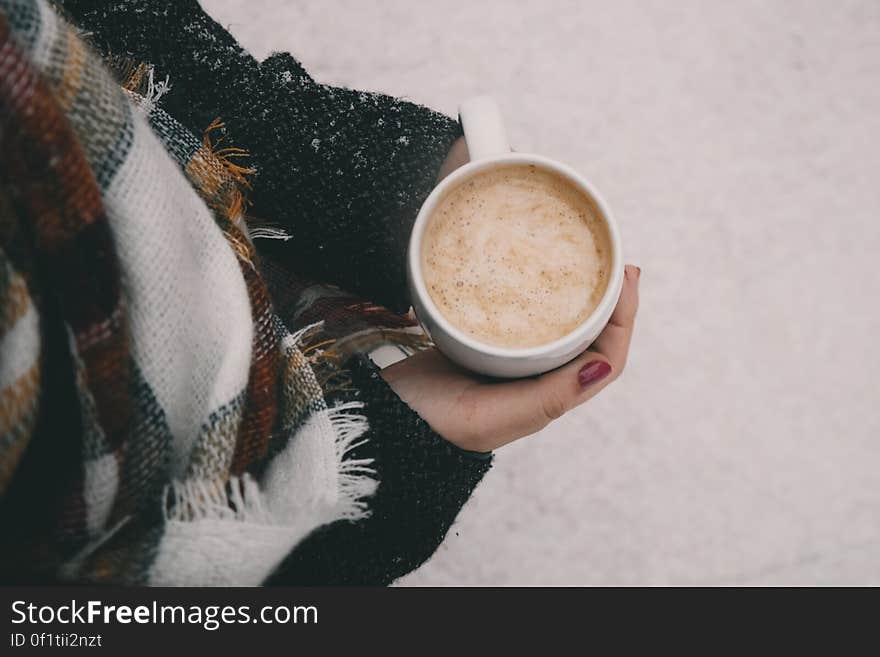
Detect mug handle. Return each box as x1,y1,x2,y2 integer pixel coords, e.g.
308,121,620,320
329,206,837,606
458,96,510,161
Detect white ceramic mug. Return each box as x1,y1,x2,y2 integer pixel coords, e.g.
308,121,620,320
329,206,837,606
406,96,624,378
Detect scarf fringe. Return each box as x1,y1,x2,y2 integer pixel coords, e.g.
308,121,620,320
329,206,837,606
162,401,375,526
163,323,376,528
121,64,171,114
247,224,293,241
326,400,376,520
163,474,271,524
287,318,378,518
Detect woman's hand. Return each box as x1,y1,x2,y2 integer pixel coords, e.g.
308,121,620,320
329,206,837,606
381,265,640,452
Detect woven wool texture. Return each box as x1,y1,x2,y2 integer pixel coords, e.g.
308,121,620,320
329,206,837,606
57,0,463,314
0,0,491,585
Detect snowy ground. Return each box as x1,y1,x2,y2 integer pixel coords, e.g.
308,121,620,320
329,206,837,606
203,0,880,585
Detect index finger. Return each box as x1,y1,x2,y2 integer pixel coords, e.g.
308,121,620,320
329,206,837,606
591,264,640,373
524,264,641,421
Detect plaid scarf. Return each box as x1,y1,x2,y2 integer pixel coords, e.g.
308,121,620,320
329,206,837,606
0,0,425,585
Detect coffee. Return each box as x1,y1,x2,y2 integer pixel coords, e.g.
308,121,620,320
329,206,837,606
420,163,612,349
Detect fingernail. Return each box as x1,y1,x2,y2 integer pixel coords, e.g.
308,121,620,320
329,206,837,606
635,266,641,278
578,360,611,389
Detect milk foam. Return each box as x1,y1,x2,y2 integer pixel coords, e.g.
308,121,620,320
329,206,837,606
421,164,611,349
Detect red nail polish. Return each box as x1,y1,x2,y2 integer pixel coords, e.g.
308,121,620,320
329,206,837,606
578,360,611,389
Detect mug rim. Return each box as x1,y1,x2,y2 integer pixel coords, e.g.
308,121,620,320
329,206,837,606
408,152,624,360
